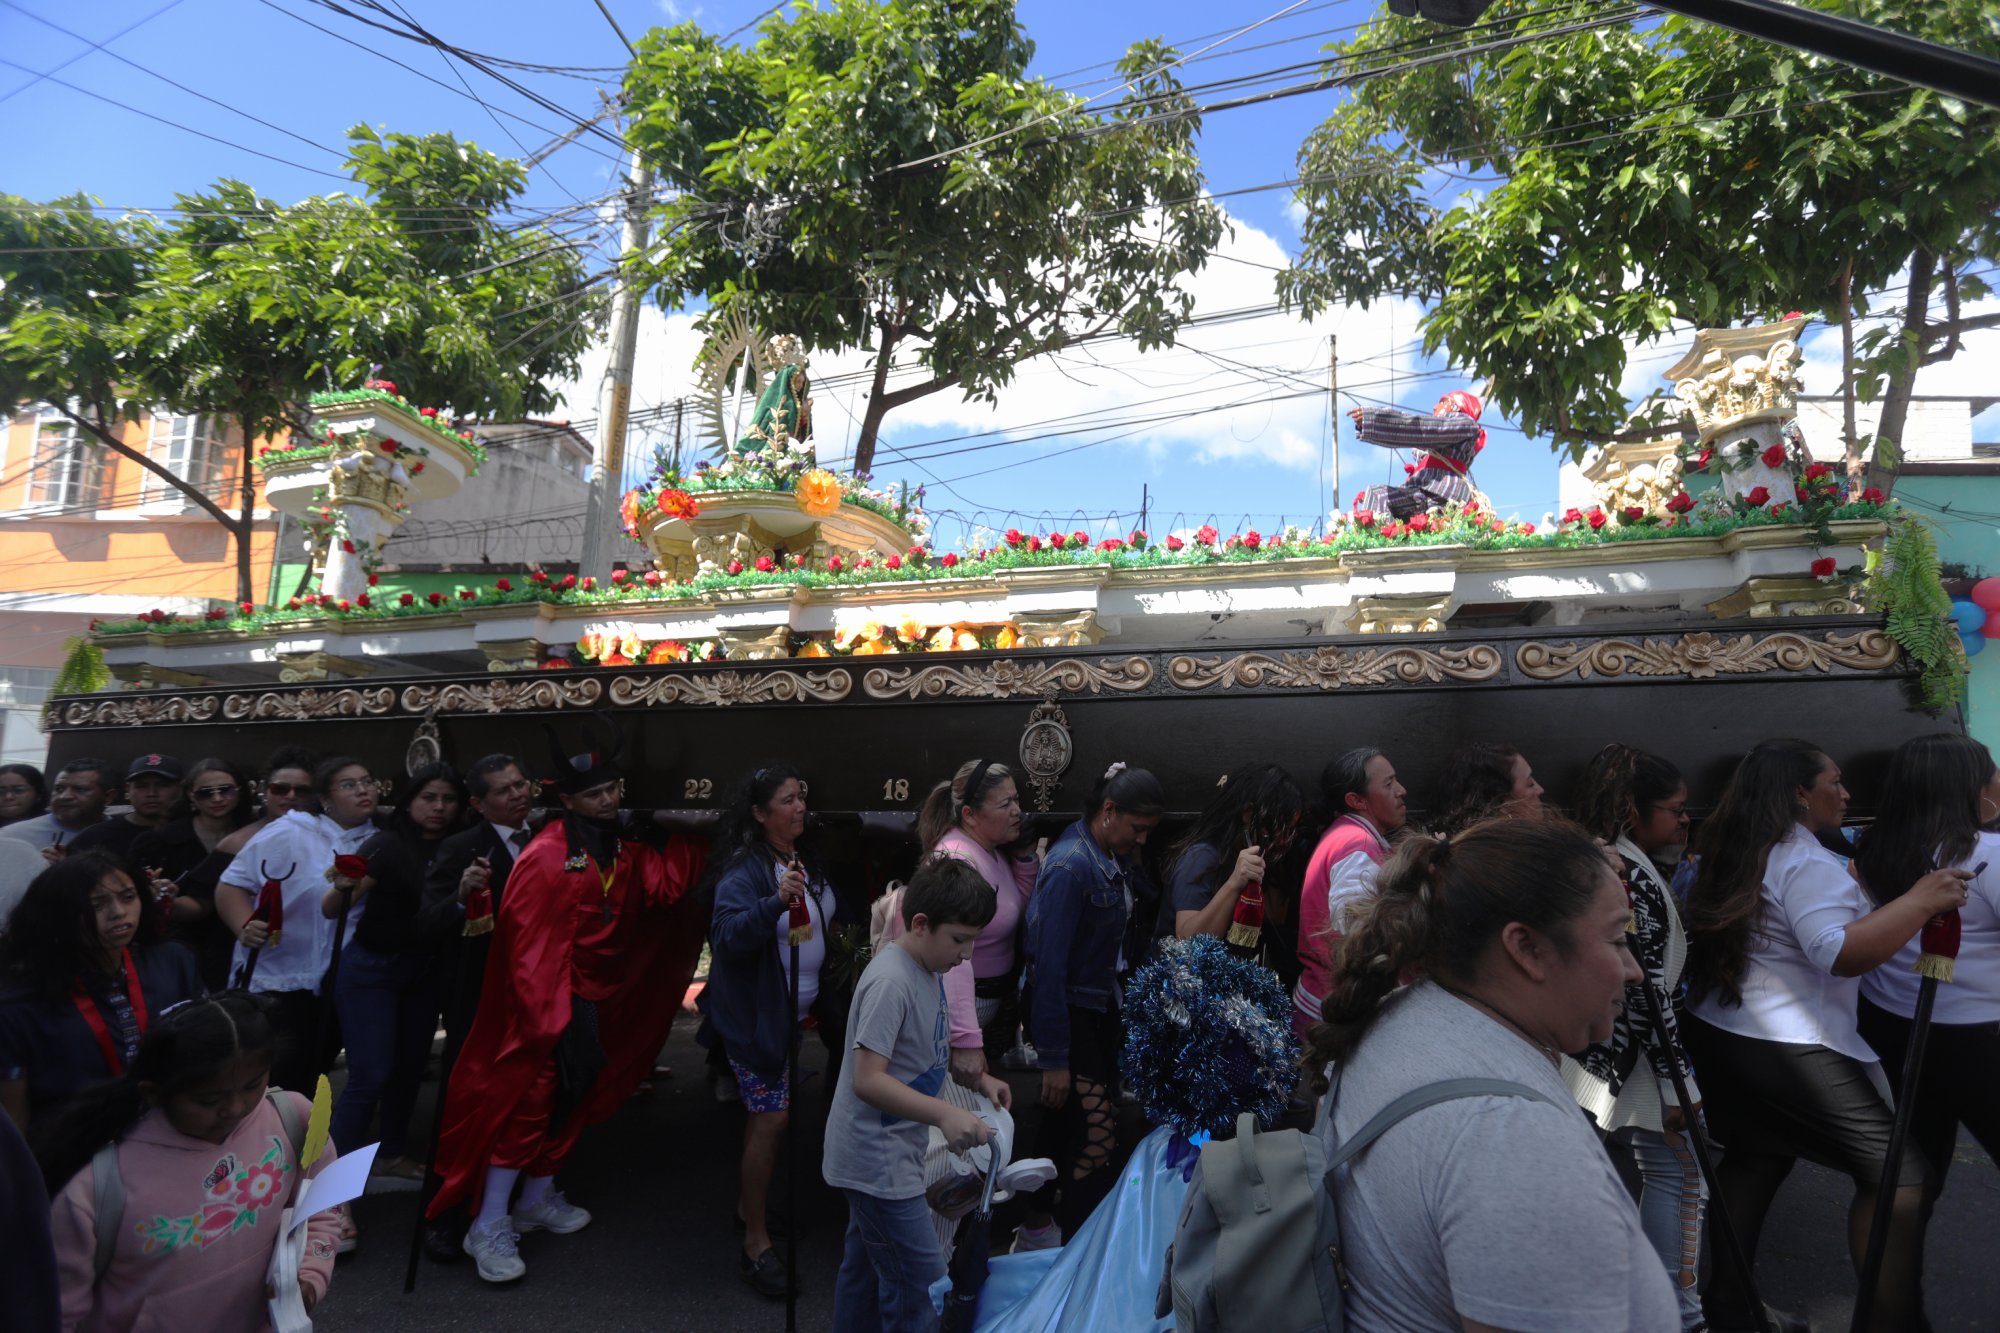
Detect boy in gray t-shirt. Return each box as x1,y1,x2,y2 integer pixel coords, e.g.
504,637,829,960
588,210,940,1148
824,859,1011,1332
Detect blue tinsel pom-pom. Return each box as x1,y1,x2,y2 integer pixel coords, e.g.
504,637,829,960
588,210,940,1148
1120,935,1301,1138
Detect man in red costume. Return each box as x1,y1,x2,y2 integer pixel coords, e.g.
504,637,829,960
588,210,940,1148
427,740,706,1283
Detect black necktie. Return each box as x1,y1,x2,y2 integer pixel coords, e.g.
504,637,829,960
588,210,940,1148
509,828,531,853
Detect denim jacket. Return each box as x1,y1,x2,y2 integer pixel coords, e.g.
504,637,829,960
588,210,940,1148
1023,819,1136,1070
697,849,842,1080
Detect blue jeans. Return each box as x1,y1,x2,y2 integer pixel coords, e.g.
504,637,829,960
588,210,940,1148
1628,1126,1708,1332
330,943,437,1159
832,1189,945,1333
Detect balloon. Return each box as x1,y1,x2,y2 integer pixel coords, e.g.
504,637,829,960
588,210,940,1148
1962,630,1987,658
1950,599,1984,629
1988,608,2000,639
1972,577,2000,611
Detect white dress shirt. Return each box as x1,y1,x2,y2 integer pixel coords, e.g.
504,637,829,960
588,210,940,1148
1860,831,2000,1026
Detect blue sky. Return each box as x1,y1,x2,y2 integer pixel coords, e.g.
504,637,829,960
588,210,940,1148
5,0,1995,553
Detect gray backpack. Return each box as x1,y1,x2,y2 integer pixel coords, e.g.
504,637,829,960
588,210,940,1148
91,1090,306,1282
1158,1071,1560,1332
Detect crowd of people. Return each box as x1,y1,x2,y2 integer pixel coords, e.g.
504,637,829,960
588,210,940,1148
0,724,1994,1332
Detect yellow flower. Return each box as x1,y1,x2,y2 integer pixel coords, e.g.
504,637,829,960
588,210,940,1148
857,620,883,644
994,625,1019,650
619,633,644,661
852,638,885,656
929,626,954,651
797,639,830,658
954,629,980,651
795,468,842,518
897,615,927,644
832,625,857,651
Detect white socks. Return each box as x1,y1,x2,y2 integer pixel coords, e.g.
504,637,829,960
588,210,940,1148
517,1174,555,1209
474,1165,521,1231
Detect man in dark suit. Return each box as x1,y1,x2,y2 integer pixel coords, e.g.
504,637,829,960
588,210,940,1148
416,753,536,1261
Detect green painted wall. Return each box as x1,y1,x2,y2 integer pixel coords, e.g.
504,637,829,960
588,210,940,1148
1896,474,1999,752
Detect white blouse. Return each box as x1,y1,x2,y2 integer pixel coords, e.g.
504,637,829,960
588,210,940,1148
1860,831,2000,1027
1689,824,1875,1061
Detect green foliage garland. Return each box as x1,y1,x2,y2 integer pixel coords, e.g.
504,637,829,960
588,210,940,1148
1871,515,1964,712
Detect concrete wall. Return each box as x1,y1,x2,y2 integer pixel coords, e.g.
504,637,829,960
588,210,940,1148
376,420,594,570
1896,472,2000,754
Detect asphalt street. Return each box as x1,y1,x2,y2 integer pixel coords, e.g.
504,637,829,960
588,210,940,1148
316,1022,2000,1332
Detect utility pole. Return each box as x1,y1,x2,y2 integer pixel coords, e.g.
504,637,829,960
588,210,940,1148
1329,334,1341,519
1139,483,1149,536
580,140,655,580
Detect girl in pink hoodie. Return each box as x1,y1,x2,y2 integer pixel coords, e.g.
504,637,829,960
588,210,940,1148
34,992,340,1332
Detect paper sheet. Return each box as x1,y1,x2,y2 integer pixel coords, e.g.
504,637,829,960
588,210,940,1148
287,1141,378,1235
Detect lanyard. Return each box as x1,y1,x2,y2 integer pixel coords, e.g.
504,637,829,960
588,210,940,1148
71,949,147,1076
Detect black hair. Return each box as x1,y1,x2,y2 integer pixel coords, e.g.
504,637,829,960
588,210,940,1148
262,746,319,780
54,757,115,790
390,762,471,841
1572,744,1684,845
1320,748,1384,815
713,761,812,873
0,852,167,1003
30,991,280,1195
311,755,372,796
182,757,254,831
1855,734,1995,909
901,856,999,931
1169,762,1303,886
1686,739,1832,1008
1430,743,1530,839
0,763,48,818
917,759,1017,856
1084,762,1168,823
1306,818,1614,1090
465,753,524,800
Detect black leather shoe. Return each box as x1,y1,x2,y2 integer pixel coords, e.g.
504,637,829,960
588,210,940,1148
740,1247,794,1298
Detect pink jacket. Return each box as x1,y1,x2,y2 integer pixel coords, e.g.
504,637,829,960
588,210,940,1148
52,1092,340,1333
1294,816,1390,1034
931,830,1037,1050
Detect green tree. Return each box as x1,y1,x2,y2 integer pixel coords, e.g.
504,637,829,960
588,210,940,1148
1281,0,2000,492
622,0,1225,475
0,127,602,604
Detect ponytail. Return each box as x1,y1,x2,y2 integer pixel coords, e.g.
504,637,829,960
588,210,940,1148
1305,818,1614,1091
918,759,1015,856
1084,761,1166,823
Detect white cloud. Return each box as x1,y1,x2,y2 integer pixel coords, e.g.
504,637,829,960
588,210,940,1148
655,0,703,20
1282,197,1308,232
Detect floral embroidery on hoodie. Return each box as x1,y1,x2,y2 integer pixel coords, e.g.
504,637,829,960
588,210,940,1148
136,1136,291,1255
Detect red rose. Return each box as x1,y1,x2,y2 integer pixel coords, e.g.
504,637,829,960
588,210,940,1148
1804,462,1833,481
1004,528,1024,546
337,599,352,612
1520,522,1537,535
420,406,438,418
1129,530,1147,548
495,578,512,592
1666,491,1694,513
205,608,226,621
727,560,743,575
1354,491,1366,507
1195,524,1219,546
885,554,903,570
1782,310,1805,321
411,461,425,475
827,556,844,573
1380,521,1403,539
1811,557,1837,578
1166,534,1185,550
341,540,357,554
1562,508,1583,526
1072,530,1087,547
257,447,269,458
399,592,414,606
1693,448,1713,471
558,574,577,590
356,593,372,608
239,602,253,614
1860,487,1887,505
754,555,776,573
1795,486,1810,504
1047,533,1066,550
1767,504,1789,519
1354,509,1376,528
333,854,370,879
1745,486,1770,507
1243,530,1263,550
941,552,959,568
287,598,302,611
1587,509,1608,530
1225,535,1241,550
1622,506,1644,523
460,589,476,601
379,440,398,454
1026,537,1042,553
1761,443,1787,468
1407,513,1430,533
644,570,662,586
367,573,380,586
427,592,444,605
529,570,549,584
1490,515,1506,531
580,576,595,591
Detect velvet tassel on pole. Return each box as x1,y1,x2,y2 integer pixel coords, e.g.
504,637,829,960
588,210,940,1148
1916,908,1961,983
1226,882,1265,950
786,855,813,946
254,878,285,950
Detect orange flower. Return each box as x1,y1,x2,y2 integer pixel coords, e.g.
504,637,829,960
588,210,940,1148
575,632,601,661
851,638,886,656
619,489,643,534
600,651,633,667
646,641,684,664
797,639,830,658
657,488,699,520
795,468,842,518
896,615,927,645
994,625,1020,650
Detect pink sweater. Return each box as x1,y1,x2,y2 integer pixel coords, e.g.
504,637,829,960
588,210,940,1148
932,830,1037,1050
52,1092,340,1333
1294,816,1390,1036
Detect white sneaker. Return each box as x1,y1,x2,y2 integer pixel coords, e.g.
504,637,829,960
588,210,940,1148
463,1219,526,1283
513,1188,592,1234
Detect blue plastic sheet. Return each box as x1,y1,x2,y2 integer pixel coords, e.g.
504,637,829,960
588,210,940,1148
931,1126,1190,1332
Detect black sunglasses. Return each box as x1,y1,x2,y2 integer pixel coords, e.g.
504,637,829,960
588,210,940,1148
263,782,305,797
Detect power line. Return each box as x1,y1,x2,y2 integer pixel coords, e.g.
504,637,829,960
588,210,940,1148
0,0,187,105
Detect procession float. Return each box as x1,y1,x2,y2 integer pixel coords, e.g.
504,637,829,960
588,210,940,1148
44,315,1980,829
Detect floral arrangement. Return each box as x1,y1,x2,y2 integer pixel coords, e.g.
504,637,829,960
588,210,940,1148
306,378,489,472
571,626,722,666
620,485,699,537
622,437,928,539
801,619,1023,658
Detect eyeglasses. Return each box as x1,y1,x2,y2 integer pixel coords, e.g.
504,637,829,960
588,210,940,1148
263,782,305,797
192,785,240,801
1654,803,1689,819
331,778,376,794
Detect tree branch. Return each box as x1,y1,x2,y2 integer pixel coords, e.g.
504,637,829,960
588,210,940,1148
56,406,241,530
